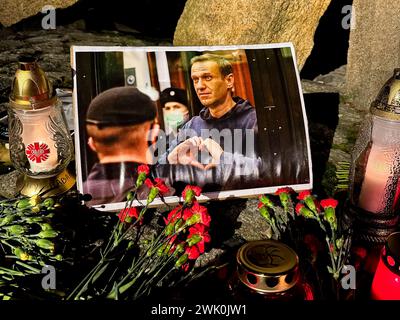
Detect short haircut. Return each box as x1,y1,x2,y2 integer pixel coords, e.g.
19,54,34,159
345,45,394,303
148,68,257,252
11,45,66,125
86,122,148,154
190,53,233,77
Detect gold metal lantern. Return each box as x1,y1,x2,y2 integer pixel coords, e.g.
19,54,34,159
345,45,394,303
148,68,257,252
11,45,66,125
8,58,75,196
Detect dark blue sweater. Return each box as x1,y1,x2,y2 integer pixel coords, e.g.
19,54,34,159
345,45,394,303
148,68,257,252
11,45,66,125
159,97,258,163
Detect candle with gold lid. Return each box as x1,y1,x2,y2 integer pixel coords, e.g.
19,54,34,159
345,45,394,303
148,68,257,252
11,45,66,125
7,57,75,196
229,240,313,301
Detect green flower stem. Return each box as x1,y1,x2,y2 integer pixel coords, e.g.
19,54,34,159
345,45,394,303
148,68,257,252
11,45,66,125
67,259,110,300
0,266,25,276
0,240,16,250
134,253,177,299
103,250,131,291
115,233,172,290
325,236,337,278
141,268,176,297
15,261,41,274
68,193,188,300
103,238,161,298
115,247,176,300
107,223,184,299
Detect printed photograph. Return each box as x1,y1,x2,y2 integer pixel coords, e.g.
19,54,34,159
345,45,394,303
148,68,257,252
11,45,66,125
71,44,312,210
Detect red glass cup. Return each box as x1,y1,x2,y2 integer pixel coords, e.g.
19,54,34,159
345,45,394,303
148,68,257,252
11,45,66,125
371,231,400,300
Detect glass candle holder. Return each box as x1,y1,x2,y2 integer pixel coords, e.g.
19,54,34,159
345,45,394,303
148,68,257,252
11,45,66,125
371,232,400,300
8,58,73,179
348,69,400,243
350,115,400,214
349,68,400,215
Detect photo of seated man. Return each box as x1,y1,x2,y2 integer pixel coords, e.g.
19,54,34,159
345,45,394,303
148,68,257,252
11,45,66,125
157,53,262,191
83,86,173,206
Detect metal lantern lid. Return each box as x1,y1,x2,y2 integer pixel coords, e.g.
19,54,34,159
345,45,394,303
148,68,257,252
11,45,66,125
9,57,57,110
370,68,400,121
236,240,300,294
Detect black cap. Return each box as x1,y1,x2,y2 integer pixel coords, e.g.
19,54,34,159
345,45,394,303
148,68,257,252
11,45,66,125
159,87,188,108
86,86,157,127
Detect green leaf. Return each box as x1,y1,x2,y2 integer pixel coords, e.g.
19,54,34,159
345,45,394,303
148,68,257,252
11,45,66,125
327,266,334,274
92,262,110,284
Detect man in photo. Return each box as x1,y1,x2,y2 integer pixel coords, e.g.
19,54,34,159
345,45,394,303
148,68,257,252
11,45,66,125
83,86,172,206
158,53,262,190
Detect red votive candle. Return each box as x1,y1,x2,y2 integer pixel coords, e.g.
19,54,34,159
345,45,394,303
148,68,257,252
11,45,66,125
371,232,400,300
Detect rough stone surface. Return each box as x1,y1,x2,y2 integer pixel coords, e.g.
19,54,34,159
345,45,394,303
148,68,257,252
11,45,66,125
174,0,332,69
0,26,170,112
346,0,400,110
0,0,78,27
234,199,272,241
321,66,366,166
0,170,23,198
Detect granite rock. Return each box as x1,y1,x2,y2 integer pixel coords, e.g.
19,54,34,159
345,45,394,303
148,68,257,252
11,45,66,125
174,0,332,69
0,0,78,27
346,0,400,110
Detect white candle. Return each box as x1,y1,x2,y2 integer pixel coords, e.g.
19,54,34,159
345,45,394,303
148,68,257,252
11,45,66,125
358,146,394,213
358,116,400,213
17,108,59,174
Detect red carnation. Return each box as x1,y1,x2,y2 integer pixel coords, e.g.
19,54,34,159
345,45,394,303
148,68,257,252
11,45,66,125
145,178,170,203
164,205,183,225
145,178,169,194
187,224,211,253
297,190,318,213
275,187,293,212
320,199,338,209
295,203,305,215
118,207,140,223
295,203,315,219
185,245,201,260
259,195,275,209
183,202,211,227
137,164,150,175
188,223,209,236
182,185,202,204
275,187,293,195
136,165,150,188
297,190,312,200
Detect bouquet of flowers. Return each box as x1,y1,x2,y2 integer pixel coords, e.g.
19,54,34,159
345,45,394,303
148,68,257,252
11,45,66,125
258,187,352,299
67,165,211,301
0,191,111,300
0,194,62,300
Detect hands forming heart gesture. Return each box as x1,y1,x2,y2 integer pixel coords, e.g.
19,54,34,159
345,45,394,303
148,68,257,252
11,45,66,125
167,137,223,170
